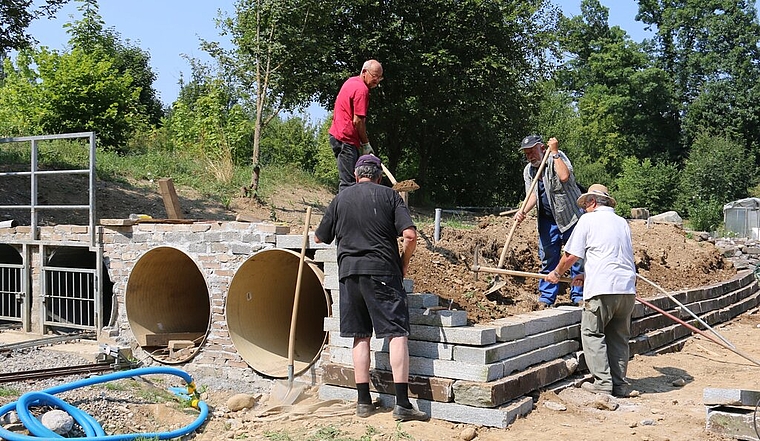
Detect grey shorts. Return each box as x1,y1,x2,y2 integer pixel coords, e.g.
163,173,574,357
339,274,410,339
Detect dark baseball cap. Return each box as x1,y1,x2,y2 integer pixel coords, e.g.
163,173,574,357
520,135,543,150
355,154,381,168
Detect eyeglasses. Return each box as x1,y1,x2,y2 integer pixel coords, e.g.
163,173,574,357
365,70,383,81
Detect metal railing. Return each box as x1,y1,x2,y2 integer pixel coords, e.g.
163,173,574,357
0,133,102,332
0,132,97,247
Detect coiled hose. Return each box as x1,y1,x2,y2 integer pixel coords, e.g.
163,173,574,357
0,366,209,440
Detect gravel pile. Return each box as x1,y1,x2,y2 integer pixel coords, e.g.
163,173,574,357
0,345,205,439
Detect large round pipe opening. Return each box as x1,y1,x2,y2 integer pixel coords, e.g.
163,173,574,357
125,247,210,364
227,248,330,378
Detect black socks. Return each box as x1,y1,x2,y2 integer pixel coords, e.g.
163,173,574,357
394,382,411,408
357,383,372,405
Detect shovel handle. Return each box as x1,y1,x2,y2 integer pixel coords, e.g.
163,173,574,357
288,206,312,376
380,162,398,185
497,146,553,268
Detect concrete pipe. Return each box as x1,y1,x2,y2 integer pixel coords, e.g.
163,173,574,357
125,247,210,364
227,248,330,379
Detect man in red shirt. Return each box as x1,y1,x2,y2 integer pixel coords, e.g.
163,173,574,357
329,59,384,192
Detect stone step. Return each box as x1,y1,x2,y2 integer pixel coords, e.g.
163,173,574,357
318,384,534,429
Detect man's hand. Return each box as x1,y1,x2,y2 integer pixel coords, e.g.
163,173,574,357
361,142,374,155
514,210,526,224
571,274,585,287
548,137,559,155
545,269,560,284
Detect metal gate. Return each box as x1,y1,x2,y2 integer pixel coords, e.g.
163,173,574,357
42,246,100,330
0,263,23,323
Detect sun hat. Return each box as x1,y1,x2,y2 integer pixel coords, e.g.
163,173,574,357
520,135,543,151
577,184,617,208
355,154,381,168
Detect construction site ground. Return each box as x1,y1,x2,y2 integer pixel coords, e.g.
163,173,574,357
2,176,759,440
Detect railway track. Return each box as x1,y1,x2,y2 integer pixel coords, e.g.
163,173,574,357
0,361,115,383
0,331,96,353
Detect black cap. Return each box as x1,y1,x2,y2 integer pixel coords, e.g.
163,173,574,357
520,135,543,150
355,154,381,168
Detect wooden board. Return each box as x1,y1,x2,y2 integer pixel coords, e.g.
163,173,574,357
99,219,136,226
158,178,184,219
139,332,204,347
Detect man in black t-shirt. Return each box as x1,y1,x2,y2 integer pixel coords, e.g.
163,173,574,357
315,154,428,422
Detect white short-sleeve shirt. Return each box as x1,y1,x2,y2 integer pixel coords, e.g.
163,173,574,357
563,206,636,299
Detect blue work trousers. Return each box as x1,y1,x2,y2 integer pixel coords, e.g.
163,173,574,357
537,217,584,305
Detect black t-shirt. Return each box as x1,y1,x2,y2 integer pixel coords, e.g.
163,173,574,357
315,181,415,279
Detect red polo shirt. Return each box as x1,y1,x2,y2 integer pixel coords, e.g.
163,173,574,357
328,75,369,149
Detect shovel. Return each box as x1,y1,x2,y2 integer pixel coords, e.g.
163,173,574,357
270,206,312,406
378,157,420,192
484,146,552,295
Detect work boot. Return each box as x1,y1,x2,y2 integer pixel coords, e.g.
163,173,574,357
613,385,641,398
392,405,429,422
581,381,612,395
356,402,377,418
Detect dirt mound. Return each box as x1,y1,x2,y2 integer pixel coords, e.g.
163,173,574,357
408,213,736,323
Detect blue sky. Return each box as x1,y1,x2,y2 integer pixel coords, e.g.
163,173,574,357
27,1,660,120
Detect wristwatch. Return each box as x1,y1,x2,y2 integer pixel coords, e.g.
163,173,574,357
551,153,561,159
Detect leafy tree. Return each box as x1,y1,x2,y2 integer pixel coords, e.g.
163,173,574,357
0,0,70,55
614,156,680,216
0,46,142,148
259,116,318,172
311,0,558,206
557,0,680,175
166,60,252,183
676,135,757,224
64,0,163,126
203,0,336,199
637,0,760,150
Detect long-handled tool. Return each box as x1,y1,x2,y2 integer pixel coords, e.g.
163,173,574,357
472,245,572,283
376,156,420,192
636,273,736,349
635,295,760,368
482,147,553,295
270,206,312,405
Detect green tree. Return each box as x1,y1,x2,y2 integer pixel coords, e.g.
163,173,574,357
614,156,680,216
557,0,680,175
203,0,335,199
0,0,70,55
677,135,757,227
637,0,760,150
65,0,164,126
0,46,142,148
166,60,252,183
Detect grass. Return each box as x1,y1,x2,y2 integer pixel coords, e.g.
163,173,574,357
0,386,19,397
0,138,330,212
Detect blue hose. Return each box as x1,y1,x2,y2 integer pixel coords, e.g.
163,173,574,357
0,366,209,440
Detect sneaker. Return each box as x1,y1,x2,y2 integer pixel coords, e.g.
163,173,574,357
581,381,612,395
392,405,429,422
356,402,377,418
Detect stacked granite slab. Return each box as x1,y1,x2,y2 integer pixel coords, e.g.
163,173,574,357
280,238,760,428
704,388,760,441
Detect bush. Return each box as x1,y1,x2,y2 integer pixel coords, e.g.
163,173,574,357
677,135,757,217
614,157,679,216
687,198,724,232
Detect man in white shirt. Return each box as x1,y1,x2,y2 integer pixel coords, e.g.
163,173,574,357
545,184,637,397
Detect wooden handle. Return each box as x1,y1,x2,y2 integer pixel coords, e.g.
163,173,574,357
288,206,312,375
497,147,553,268
380,163,398,185
473,265,572,283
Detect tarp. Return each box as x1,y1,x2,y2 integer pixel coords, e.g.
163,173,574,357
723,197,760,212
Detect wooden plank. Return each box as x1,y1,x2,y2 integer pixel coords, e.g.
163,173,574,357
158,178,184,219
140,332,204,347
